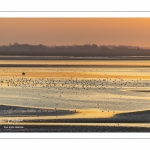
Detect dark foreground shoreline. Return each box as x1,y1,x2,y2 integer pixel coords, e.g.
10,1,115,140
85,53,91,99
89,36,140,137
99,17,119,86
1,105,150,132
0,125,150,132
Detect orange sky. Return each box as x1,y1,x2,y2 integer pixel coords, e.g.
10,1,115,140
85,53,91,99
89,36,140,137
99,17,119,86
0,18,150,47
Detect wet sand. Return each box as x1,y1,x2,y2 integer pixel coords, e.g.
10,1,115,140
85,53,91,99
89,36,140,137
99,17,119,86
0,105,76,117
1,59,150,67
0,105,116,120
0,105,150,132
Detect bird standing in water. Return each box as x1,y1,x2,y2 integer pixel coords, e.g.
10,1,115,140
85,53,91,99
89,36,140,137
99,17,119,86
22,72,25,75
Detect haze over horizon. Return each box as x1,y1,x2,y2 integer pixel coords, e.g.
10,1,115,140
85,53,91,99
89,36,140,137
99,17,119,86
1,43,149,49
1,18,150,47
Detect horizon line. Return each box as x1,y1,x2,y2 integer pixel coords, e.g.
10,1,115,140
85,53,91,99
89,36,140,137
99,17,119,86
1,43,150,49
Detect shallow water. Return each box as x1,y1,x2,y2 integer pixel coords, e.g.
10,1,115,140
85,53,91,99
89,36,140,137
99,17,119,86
0,60,150,112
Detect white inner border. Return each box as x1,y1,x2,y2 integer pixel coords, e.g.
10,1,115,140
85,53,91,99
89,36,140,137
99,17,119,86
0,0,150,12
0,133,150,138
0,12,150,18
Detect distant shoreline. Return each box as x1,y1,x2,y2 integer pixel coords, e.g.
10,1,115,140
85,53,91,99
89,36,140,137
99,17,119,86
0,64,150,68
0,56,150,60
1,44,150,57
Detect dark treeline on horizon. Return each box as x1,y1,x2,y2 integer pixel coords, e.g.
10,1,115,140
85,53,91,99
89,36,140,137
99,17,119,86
0,43,150,57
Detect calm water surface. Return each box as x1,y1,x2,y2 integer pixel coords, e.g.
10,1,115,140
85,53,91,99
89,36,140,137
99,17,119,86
0,60,150,111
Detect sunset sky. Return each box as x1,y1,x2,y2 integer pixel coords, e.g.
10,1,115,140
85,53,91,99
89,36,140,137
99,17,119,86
0,18,150,47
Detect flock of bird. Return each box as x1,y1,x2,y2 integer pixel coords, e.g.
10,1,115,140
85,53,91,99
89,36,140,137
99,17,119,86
0,74,146,90
0,70,149,111
0,72,148,98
